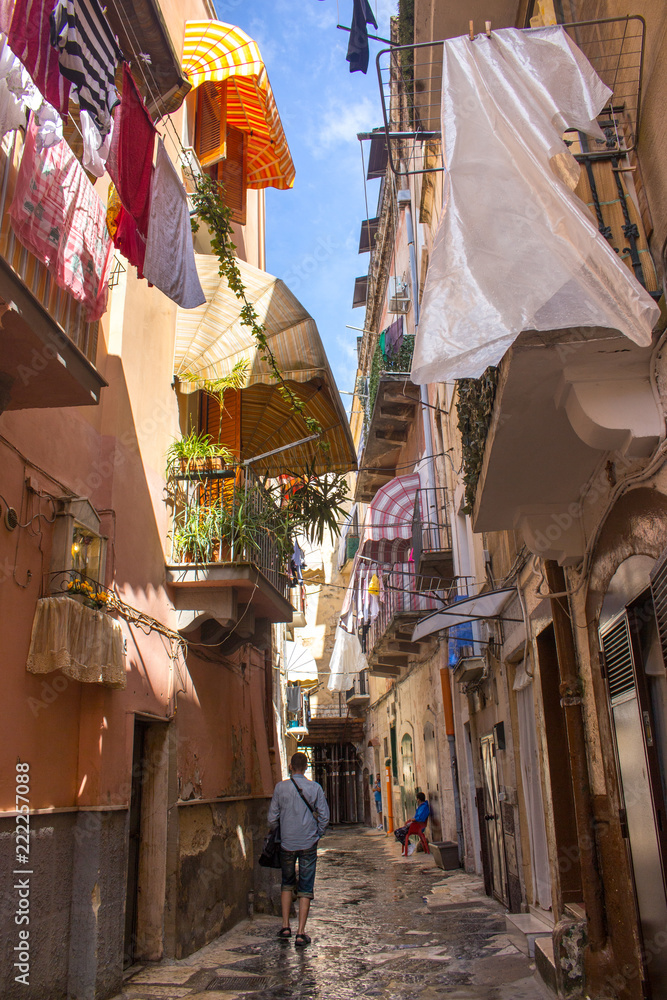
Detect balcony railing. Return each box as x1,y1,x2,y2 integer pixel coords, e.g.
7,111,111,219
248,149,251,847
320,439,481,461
168,464,289,600
412,486,454,580
365,565,443,657
0,134,99,365
346,669,370,703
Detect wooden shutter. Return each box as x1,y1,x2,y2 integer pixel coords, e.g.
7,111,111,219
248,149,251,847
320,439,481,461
194,82,227,168
650,549,667,667
600,615,636,700
200,389,241,457
219,125,247,225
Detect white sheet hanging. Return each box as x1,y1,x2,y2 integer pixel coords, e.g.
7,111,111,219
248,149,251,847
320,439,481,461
327,626,368,691
411,26,660,385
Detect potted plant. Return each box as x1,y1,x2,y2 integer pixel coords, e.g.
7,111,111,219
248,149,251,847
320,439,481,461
165,429,233,477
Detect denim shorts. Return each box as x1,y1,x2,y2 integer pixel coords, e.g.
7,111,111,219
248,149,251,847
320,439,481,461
280,844,318,899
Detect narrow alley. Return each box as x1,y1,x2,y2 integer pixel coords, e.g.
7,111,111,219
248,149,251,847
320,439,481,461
114,828,548,1000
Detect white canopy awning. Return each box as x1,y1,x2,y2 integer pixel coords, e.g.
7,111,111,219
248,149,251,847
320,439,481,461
284,641,319,684
412,588,516,642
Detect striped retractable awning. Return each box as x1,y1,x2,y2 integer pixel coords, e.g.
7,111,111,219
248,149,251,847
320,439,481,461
284,641,319,684
360,473,421,564
174,254,356,476
182,20,295,190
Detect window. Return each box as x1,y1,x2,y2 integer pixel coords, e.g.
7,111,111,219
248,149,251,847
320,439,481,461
194,82,247,225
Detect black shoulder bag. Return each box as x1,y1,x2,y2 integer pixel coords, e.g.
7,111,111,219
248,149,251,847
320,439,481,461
258,823,282,869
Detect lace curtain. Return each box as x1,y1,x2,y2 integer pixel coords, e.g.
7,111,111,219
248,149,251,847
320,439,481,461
27,595,126,688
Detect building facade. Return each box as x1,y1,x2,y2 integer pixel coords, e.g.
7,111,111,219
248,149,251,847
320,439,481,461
347,1,667,998
0,5,354,999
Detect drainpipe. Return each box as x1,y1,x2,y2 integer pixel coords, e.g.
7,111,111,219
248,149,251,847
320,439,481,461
440,667,464,859
385,760,394,834
544,561,609,974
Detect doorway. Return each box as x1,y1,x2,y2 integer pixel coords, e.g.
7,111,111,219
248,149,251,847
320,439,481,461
480,732,508,904
600,592,667,997
124,717,170,968
400,733,416,824
423,720,443,841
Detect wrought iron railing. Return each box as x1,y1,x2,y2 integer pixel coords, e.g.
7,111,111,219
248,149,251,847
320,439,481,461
376,16,646,177
0,133,99,363
346,669,369,701
167,464,289,598
413,486,453,560
365,565,443,654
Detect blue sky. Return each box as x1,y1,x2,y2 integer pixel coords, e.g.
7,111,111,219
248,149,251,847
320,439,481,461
213,0,396,405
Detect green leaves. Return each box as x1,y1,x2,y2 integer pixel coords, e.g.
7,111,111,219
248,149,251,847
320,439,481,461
455,367,499,513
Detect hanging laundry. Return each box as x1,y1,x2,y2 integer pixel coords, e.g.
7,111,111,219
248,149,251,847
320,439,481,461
33,99,62,149
346,0,377,74
412,26,659,384
106,63,156,235
107,186,146,276
80,108,112,177
143,139,205,310
9,0,70,114
291,540,305,584
384,315,403,356
10,117,113,321
0,0,15,34
0,35,26,137
51,0,122,136
286,683,301,714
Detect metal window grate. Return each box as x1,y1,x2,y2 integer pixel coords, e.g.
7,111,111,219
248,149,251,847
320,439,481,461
601,615,636,700
650,548,667,669
376,16,645,177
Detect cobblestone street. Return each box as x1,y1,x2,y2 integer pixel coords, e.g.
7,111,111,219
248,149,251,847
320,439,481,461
114,827,551,1000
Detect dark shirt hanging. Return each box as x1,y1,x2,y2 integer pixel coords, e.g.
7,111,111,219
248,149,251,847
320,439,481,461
346,0,378,75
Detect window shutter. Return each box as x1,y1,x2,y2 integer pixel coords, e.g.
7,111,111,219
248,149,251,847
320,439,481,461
650,550,667,667
600,615,636,700
220,125,247,225
194,82,227,168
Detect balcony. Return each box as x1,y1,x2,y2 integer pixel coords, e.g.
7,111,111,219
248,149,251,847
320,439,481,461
356,336,419,502
412,486,454,580
165,465,293,634
346,669,370,706
0,136,106,412
364,566,441,677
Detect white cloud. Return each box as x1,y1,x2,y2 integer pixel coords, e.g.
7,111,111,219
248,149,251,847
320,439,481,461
313,95,377,153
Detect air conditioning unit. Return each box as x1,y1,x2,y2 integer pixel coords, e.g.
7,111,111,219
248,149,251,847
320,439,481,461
454,655,486,686
388,276,411,314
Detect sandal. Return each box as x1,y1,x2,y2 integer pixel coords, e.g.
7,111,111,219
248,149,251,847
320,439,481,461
294,933,311,947
277,926,291,939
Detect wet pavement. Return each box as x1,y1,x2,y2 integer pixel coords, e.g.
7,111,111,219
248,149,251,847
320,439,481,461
114,826,552,1000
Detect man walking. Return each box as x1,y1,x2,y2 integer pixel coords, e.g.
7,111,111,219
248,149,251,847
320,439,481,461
267,751,329,947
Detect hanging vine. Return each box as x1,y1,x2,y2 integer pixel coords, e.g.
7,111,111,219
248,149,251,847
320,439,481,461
190,176,322,440
455,367,499,514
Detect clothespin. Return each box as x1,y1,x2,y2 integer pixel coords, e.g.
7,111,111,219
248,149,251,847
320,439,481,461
485,21,492,37
469,20,474,41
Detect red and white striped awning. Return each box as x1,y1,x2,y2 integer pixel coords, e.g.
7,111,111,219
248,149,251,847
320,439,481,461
360,473,421,564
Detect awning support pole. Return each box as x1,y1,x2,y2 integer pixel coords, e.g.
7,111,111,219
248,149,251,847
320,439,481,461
243,434,320,466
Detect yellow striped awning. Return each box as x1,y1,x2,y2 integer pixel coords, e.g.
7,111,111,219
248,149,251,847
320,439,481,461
182,20,295,191
174,255,356,476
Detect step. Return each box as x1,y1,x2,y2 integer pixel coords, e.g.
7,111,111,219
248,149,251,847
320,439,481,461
505,912,553,958
535,934,558,995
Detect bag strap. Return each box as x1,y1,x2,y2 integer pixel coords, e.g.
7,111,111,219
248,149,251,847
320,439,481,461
290,776,315,815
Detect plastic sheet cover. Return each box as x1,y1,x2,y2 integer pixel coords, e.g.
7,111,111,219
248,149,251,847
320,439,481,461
411,26,660,385
327,626,368,691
